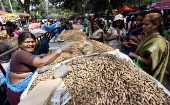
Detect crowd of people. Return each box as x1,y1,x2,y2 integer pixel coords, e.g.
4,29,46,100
78,10,169,83
0,17,73,41
0,10,170,105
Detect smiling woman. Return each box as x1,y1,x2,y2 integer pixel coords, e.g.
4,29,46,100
6,32,74,105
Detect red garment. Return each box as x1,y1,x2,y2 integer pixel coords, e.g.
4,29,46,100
7,88,23,105
10,50,36,73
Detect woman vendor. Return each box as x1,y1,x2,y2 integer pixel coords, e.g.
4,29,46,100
86,20,104,43
129,13,169,82
6,32,73,105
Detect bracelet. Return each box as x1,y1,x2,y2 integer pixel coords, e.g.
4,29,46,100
56,48,62,54
137,56,141,61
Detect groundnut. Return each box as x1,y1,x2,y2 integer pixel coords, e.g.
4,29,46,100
29,26,170,104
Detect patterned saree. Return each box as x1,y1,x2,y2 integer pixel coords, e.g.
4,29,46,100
135,35,169,82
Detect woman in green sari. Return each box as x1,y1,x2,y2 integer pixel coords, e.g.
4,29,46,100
86,20,104,43
129,13,169,83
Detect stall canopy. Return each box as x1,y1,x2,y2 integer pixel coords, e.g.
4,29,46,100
116,5,139,13
0,10,19,23
153,0,170,9
0,10,10,14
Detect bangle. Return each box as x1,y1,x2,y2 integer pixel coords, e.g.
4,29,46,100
137,56,141,61
56,48,62,54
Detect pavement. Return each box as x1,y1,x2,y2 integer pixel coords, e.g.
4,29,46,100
162,56,170,91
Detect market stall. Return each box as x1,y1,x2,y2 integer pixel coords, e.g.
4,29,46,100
20,49,170,105
0,10,19,24
13,12,30,25
17,25,170,105
1,24,170,104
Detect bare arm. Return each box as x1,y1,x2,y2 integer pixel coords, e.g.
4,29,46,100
88,32,103,40
130,36,139,42
33,45,73,67
3,30,10,38
105,33,119,41
129,52,152,65
129,40,139,46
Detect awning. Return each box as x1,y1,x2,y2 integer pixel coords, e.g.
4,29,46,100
0,14,19,23
117,5,139,13
0,10,10,14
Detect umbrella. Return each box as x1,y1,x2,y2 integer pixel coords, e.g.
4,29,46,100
117,5,138,13
0,10,10,14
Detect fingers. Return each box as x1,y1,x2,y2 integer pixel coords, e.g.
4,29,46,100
69,45,75,52
126,42,132,48
61,45,75,52
86,37,91,40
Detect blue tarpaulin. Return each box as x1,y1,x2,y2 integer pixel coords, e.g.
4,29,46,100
44,23,58,31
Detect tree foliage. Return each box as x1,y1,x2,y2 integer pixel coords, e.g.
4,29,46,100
0,0,22,13
48,0,147,14
0,0,149,18
16,0,41,14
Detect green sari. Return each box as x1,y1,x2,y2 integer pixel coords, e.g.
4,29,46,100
92,29,104,43
135,35,169,82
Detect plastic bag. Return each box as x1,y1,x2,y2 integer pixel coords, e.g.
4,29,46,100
53,63,72,78
134,56,143,70
79,41,93,55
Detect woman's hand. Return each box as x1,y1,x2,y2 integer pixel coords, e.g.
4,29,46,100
3,33,10,38
129,52,138,58
129,40,139,46
61,45,74,52
130,36,138,42
129,40,135,44
122,41,131,48
117,34,122,38
86,37,90,40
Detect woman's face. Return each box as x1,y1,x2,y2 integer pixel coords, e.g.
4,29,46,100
93,22,99,29
2,26,5,30
136,15,144,27
116,20,122,26
20,37,36,52
142,17,157,35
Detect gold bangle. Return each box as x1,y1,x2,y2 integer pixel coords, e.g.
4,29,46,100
56,48,62,54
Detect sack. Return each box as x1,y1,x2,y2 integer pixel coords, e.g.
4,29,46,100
134,56,143,70
79,41,93,55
